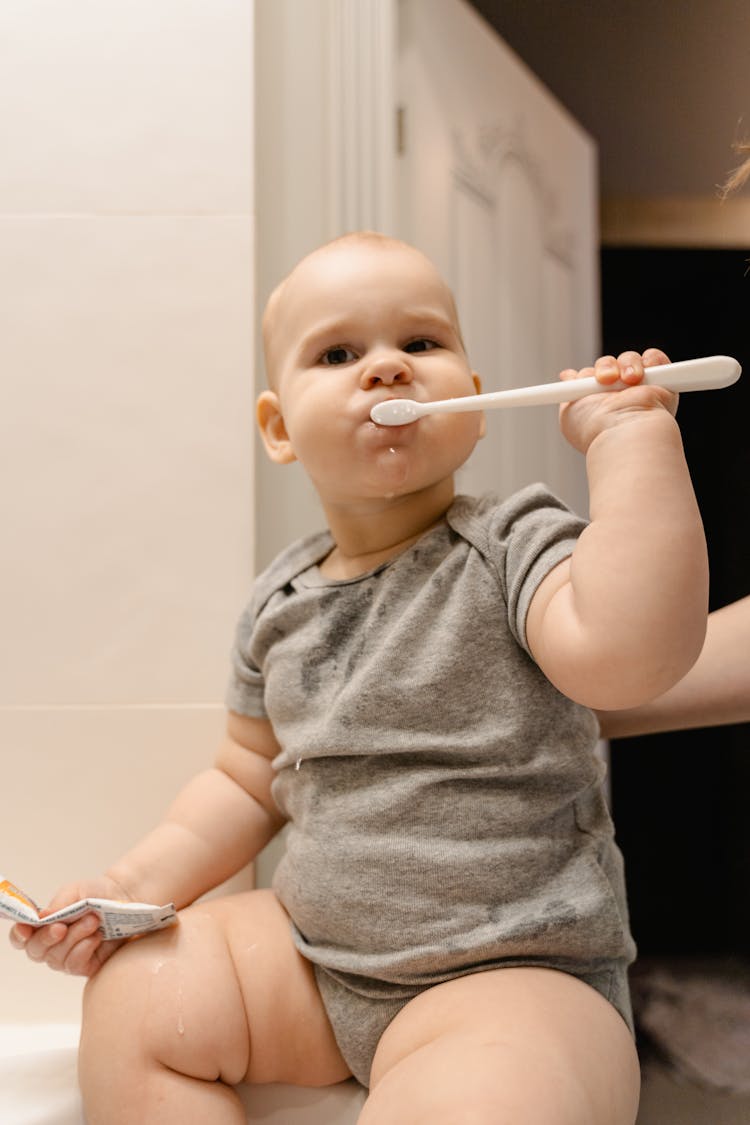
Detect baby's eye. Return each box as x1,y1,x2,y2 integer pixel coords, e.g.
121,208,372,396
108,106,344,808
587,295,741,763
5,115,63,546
320,345,357,366
404,338,440,354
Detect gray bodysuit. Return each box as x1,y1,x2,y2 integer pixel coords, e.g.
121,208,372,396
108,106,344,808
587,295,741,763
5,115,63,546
227,486,636,1085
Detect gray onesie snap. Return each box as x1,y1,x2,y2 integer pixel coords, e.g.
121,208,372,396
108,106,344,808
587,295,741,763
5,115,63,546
227,486,636,1085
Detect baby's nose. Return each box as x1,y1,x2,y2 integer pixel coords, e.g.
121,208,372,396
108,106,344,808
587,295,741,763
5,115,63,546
361,351,413,389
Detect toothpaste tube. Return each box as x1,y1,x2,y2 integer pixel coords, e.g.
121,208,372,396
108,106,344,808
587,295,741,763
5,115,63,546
0,876,177,940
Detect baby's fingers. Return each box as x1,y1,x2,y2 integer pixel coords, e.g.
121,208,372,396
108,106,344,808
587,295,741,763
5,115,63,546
13,920,69,962
560,349,672,390
11,912,103,974
613,351,646,386
561,351,670,389
60,924,109,976
559,365,594,383
42,913,103,974
559,356,633,386
63,930,123,978
9,922,36,949
642,347,671,371
590,352,645,387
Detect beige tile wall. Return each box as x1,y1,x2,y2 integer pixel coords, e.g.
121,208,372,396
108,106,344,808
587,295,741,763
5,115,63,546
0,0,255,1020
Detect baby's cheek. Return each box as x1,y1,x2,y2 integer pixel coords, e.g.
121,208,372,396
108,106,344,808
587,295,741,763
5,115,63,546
439,412,485,463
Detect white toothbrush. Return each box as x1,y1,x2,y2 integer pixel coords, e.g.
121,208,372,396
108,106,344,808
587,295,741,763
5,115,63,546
369,355,741,426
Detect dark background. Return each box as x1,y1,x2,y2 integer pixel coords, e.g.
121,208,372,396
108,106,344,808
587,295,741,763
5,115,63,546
602,248,750,955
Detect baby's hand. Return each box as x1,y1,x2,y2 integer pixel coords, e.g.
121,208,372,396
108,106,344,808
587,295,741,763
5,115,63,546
9,877,132,978
559,348,676,454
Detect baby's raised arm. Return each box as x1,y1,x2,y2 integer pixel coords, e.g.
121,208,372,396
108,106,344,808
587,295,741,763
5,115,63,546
526,348,709,712
10,713,285,976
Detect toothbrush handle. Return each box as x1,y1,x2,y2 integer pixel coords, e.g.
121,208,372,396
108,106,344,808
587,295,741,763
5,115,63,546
428,355,741,414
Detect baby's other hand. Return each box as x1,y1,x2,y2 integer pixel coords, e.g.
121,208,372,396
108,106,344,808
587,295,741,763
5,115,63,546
9,877,132,978
558,348,676,454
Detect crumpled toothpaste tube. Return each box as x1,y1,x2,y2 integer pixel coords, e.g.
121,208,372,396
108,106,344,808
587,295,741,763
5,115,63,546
0,876,177,941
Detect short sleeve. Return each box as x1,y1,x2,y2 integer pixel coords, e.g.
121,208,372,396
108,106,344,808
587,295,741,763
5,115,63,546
448,486,587,657
499,488,586,653
223,527,335,719
225,599,268,718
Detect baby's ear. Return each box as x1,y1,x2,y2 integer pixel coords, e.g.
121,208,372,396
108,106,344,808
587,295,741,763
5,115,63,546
256,391,297,464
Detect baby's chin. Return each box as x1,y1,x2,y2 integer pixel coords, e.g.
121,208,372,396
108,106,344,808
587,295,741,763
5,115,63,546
360,444,409,500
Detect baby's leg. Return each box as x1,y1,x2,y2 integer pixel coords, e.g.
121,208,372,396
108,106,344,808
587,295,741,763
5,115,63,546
78,889,350,1125
361,967,639,1125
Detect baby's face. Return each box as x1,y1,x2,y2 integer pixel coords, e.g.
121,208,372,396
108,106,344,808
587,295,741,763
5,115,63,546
258,240,484,507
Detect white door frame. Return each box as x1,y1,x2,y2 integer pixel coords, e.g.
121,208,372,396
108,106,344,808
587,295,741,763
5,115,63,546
254,0,399,573
326,0,398,235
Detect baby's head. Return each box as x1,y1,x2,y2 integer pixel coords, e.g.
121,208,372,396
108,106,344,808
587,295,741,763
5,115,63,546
261,231,465,390
256,231,483,508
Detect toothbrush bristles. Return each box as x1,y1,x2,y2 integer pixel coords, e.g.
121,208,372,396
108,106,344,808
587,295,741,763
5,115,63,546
371,400,420,425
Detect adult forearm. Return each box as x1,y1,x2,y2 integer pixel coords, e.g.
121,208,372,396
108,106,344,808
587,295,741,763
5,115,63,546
599,595,750,737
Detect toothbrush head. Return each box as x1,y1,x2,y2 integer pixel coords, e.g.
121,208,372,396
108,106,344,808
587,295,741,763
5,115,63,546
370,399,422,426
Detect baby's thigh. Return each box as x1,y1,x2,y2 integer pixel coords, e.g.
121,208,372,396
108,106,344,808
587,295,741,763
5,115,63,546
80,889,349,1089
363,968,640,1125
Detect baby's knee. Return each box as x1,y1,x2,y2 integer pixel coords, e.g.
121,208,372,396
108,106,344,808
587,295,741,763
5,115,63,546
80,915,250,1086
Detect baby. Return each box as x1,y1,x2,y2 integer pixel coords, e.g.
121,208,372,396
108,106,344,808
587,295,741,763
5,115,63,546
12,232,709,1124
